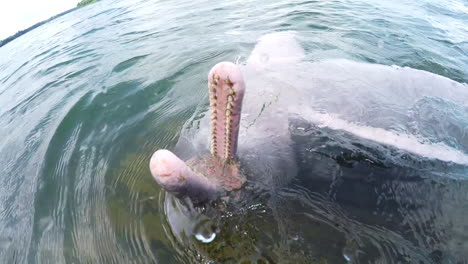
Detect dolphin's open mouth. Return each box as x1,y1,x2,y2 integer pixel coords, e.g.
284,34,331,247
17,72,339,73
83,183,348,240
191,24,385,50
207,62,246,160
150,62,246,204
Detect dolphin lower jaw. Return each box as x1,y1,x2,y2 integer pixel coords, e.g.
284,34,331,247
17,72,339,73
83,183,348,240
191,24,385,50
150,150,220,204
208,62,245,160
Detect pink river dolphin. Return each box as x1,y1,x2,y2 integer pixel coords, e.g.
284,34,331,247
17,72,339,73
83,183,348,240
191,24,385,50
148,32,468,207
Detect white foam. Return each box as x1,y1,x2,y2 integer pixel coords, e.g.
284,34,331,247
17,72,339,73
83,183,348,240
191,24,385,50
293,107,468,165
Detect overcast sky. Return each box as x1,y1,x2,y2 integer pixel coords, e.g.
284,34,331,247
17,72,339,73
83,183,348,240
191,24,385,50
0,0,79,40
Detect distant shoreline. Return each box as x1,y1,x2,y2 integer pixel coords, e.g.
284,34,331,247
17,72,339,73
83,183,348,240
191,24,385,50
0,0,99,49
0,8,77,48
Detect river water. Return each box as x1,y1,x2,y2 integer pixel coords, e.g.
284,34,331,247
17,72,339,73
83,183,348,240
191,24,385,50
0,0,467,263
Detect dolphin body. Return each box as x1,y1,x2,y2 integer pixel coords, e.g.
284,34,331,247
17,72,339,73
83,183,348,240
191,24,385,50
148,32,468,262
150,32,468,205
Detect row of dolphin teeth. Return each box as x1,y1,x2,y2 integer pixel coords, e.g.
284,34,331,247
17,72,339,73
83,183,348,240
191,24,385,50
209,74,219,156
208,74,237,160
224,79,235,160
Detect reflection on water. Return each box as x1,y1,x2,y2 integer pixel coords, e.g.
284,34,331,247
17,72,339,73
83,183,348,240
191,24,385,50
0,0,467,263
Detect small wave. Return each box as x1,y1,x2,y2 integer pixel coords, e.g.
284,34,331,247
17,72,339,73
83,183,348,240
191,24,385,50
112,55,149,73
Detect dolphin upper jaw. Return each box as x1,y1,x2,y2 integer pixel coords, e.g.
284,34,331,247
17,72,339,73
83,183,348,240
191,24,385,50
207,62,246,160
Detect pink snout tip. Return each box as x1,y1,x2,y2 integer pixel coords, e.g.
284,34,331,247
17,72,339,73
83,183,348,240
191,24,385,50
150,149,187,191
150,149,182,179
149,149,220,203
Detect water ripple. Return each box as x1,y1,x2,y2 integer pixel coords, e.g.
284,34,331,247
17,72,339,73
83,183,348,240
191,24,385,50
0,0,466,263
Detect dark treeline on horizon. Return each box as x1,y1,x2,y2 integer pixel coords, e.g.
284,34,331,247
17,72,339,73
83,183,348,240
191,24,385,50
0,8,77,48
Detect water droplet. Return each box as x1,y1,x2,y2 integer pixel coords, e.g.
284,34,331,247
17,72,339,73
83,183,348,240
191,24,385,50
193,219,217,243
195,232,216,243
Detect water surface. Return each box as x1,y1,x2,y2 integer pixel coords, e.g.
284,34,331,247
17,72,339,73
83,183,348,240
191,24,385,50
0,0,467,263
